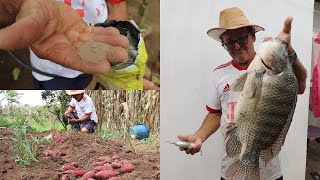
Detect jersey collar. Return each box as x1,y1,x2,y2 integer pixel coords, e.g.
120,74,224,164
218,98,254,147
231,60,248,71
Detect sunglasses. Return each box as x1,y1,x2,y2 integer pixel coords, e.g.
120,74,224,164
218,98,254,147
221,34,250,51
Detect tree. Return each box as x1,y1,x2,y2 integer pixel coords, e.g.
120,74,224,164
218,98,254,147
1,90,22,112
41,91,70,130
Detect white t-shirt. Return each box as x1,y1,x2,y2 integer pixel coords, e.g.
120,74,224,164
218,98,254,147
31,0,109,81
206,60,282,180
70,93,98,123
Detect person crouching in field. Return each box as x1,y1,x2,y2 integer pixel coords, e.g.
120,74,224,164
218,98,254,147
64,90,98,133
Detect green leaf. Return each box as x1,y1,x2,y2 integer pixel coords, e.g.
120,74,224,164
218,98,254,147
12,67,21,81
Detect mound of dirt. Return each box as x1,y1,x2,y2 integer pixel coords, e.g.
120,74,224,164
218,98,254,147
0,128,159,180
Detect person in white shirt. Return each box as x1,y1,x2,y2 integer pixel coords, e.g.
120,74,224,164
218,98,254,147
64,90,99,133
178,7,307,180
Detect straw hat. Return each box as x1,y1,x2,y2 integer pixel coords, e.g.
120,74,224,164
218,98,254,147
66,90,85,95
207,7,264,41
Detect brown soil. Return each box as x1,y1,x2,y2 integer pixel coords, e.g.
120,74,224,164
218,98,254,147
0,0,160,89
0,128,160,180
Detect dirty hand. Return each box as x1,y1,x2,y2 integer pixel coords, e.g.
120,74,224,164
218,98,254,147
64,111,72,118
277,16,294,53
68,117,77,123
0,0,129,74
177,134,202,155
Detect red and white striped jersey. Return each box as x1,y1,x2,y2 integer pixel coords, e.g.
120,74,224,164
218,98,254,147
206,60,281,180
70,93,98,123
206,60,247,128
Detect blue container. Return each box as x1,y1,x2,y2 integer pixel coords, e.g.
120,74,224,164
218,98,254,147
130,124,150,140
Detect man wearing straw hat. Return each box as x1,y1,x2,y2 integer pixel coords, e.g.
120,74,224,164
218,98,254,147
178,7,307,180
64,90,98,133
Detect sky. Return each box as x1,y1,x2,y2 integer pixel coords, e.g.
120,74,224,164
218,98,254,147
0,90,44,106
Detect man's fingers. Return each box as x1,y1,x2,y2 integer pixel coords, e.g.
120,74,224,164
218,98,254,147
45,42,128,73
143,79,156,90
0,16,44,50
87,26,120,36
81,34,129,49
282,16,293,34
177,135,190,142
105,46,128,65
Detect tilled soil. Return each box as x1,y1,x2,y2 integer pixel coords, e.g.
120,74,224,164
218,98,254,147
0,128,160,180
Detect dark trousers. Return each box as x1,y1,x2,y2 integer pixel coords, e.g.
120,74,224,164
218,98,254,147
33,74,92,90
221,176,283,180
69,112,96,133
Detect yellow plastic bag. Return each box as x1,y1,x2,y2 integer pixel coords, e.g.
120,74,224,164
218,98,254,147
94,20,148,90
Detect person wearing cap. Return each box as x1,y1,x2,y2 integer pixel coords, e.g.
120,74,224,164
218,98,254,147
177,7,307,180
64,90,98,133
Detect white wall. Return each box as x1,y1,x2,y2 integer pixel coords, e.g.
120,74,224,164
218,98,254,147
160,0,314,180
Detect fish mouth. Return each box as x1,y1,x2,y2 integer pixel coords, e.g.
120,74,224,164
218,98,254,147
260,58,273,71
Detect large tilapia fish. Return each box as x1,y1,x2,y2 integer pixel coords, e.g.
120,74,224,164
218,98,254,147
225,38,298,180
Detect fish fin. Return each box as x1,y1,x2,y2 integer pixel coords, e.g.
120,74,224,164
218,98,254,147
260,98,297,163
226,123,242,157
231,73,248,92
251,69,266,110
251,69,266,98
226,159,260,180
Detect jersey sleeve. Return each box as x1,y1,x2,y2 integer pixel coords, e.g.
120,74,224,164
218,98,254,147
69,98,75,108
206,71,222,114
84,99,94,115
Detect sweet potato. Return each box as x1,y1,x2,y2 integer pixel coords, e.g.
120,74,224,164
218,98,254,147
93,161,104,166
55,137,62,143
95,170,119,179
61,170,74,174
97,156,111,162
61,174,68,180
82,171,95,180
94,166,111,171
72,169,88,177
102,159,112,164
102,164,114,170
57,152,67,156
111,162,122,169
124,149,132,153
55,137,69,144
43,149,56,156
62,165,77,170
120,160,130,165
111,155,120,160
59,137,69,143
119,163,134,174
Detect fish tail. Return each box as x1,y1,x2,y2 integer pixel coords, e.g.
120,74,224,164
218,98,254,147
226,159,260,180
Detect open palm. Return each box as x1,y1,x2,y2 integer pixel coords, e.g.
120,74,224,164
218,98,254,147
0,0,128,74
